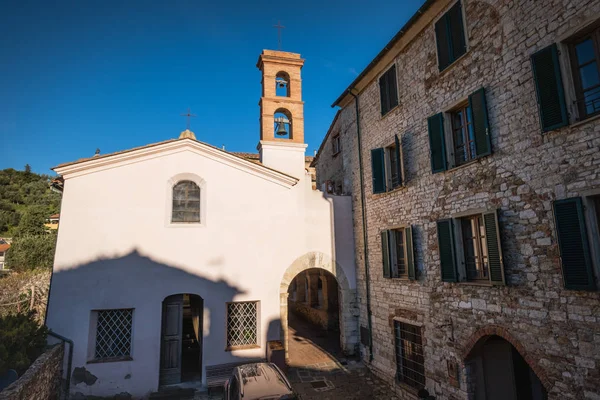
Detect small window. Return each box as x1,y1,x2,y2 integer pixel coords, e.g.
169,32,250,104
332,134,341,156
435,1,467,71
450,102,476,166
94,309,133,360
0,252,4,257
172,180,200,223
226,301,258,349
428,88,491,173
379,65,398,116
394,321,425,389
437,211,505,284
460,215,489,281
275,71,291,97
568,27,600,120
381,227,416,280
371,135,405,194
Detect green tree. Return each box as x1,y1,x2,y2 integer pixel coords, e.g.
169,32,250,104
0,312,48,375
24,164,31,174
15,206,47,237
5,234,57,271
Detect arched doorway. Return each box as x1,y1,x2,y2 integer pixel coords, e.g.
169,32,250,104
286,268,342,366
466,335,548,400
159,294,204,386
279,252,356,363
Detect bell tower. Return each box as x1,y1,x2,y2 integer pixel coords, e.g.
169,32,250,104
257,50,307,178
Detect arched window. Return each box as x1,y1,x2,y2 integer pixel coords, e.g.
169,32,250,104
275,71,290,97
274,108,292,139
172,180,200,223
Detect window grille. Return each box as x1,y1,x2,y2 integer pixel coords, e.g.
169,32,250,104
394,321,425,389
95,309,133,360
226,302,258,348
172,180,200,223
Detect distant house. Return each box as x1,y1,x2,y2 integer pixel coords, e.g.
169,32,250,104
0,239,10,270
44,214,60,230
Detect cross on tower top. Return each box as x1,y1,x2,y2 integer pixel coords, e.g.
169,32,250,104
180,108,196,130
273,21,285,50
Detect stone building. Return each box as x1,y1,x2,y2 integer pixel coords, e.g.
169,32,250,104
313,0,600,398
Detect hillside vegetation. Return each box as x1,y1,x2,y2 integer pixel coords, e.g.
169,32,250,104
0,166,61,271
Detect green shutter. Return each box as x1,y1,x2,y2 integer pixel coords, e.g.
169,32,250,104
554,198,596,290
388,65,399,110
448,1,466,61
435,14,451,71
379,73,389,115
371,148,386,194
406,226,416,281
483,210,505,285
437,219,457,282
428,113,447,173
381,230,391,278
394,134,403,186
469,87,491,157
531,44,569,132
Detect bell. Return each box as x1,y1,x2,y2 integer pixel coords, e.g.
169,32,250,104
276,122,288,136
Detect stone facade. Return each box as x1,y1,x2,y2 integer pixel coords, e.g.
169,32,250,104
0,344,64,400
314,0,600,399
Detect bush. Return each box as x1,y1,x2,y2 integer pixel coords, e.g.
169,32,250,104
0,312,48,375
5,234,57,272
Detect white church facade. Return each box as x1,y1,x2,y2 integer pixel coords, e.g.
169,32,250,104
45,50,358,398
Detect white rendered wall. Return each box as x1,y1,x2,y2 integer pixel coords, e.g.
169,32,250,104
46,146,355,398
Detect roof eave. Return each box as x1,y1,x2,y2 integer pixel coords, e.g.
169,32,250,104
331,0,438,108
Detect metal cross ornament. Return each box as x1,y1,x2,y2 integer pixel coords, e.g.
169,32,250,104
181,108,197,130
274,21,285,50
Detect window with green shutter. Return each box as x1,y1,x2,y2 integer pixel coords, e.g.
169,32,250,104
435,1,467,71
531,44,569,132
469,88,491,157
428,113,447,173
379,65,399,116
381,227,416,280
438,211,506,285
371,148,386,194
553,198,596,290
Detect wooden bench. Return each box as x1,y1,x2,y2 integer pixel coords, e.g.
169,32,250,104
206,359,265,393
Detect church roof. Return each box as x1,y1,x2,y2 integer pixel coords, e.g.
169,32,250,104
52,138,300,186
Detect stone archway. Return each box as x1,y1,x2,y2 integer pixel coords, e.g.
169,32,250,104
279,252,356,360
462,325,550,398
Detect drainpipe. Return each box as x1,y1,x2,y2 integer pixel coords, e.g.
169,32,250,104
47,330,74,400
347,89,374,362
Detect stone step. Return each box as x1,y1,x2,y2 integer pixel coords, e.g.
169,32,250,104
148,388,196,400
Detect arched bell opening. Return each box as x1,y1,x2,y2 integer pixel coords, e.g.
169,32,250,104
274,108,292,140
275,71,291,97
465,335,548,400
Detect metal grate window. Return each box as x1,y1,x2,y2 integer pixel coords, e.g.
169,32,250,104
394,321,425,389
226,302,258,348
95,309,133,360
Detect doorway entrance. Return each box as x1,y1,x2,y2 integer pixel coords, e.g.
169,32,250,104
286,268,343,367
467,335,547,400
159,294,204,386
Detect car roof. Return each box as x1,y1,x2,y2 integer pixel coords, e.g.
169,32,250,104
235,363,292,399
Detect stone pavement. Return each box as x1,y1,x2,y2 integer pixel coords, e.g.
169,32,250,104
285,313,399,400
195,314,398,400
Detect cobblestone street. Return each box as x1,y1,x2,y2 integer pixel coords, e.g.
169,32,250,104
286,313,398,400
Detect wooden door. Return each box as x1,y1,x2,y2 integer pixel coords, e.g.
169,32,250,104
160,294,183,386
189,295,203,380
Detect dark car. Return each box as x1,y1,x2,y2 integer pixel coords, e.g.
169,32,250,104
223,362,297,400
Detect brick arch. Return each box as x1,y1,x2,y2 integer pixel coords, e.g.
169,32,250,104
462,325,552,391
279,251,354,358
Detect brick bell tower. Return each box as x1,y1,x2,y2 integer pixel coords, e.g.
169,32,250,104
256,50,307,179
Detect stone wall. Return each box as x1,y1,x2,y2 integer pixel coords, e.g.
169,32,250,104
0,343,64,400
314,0,600,399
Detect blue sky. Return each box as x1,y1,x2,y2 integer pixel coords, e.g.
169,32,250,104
0,0,425,175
